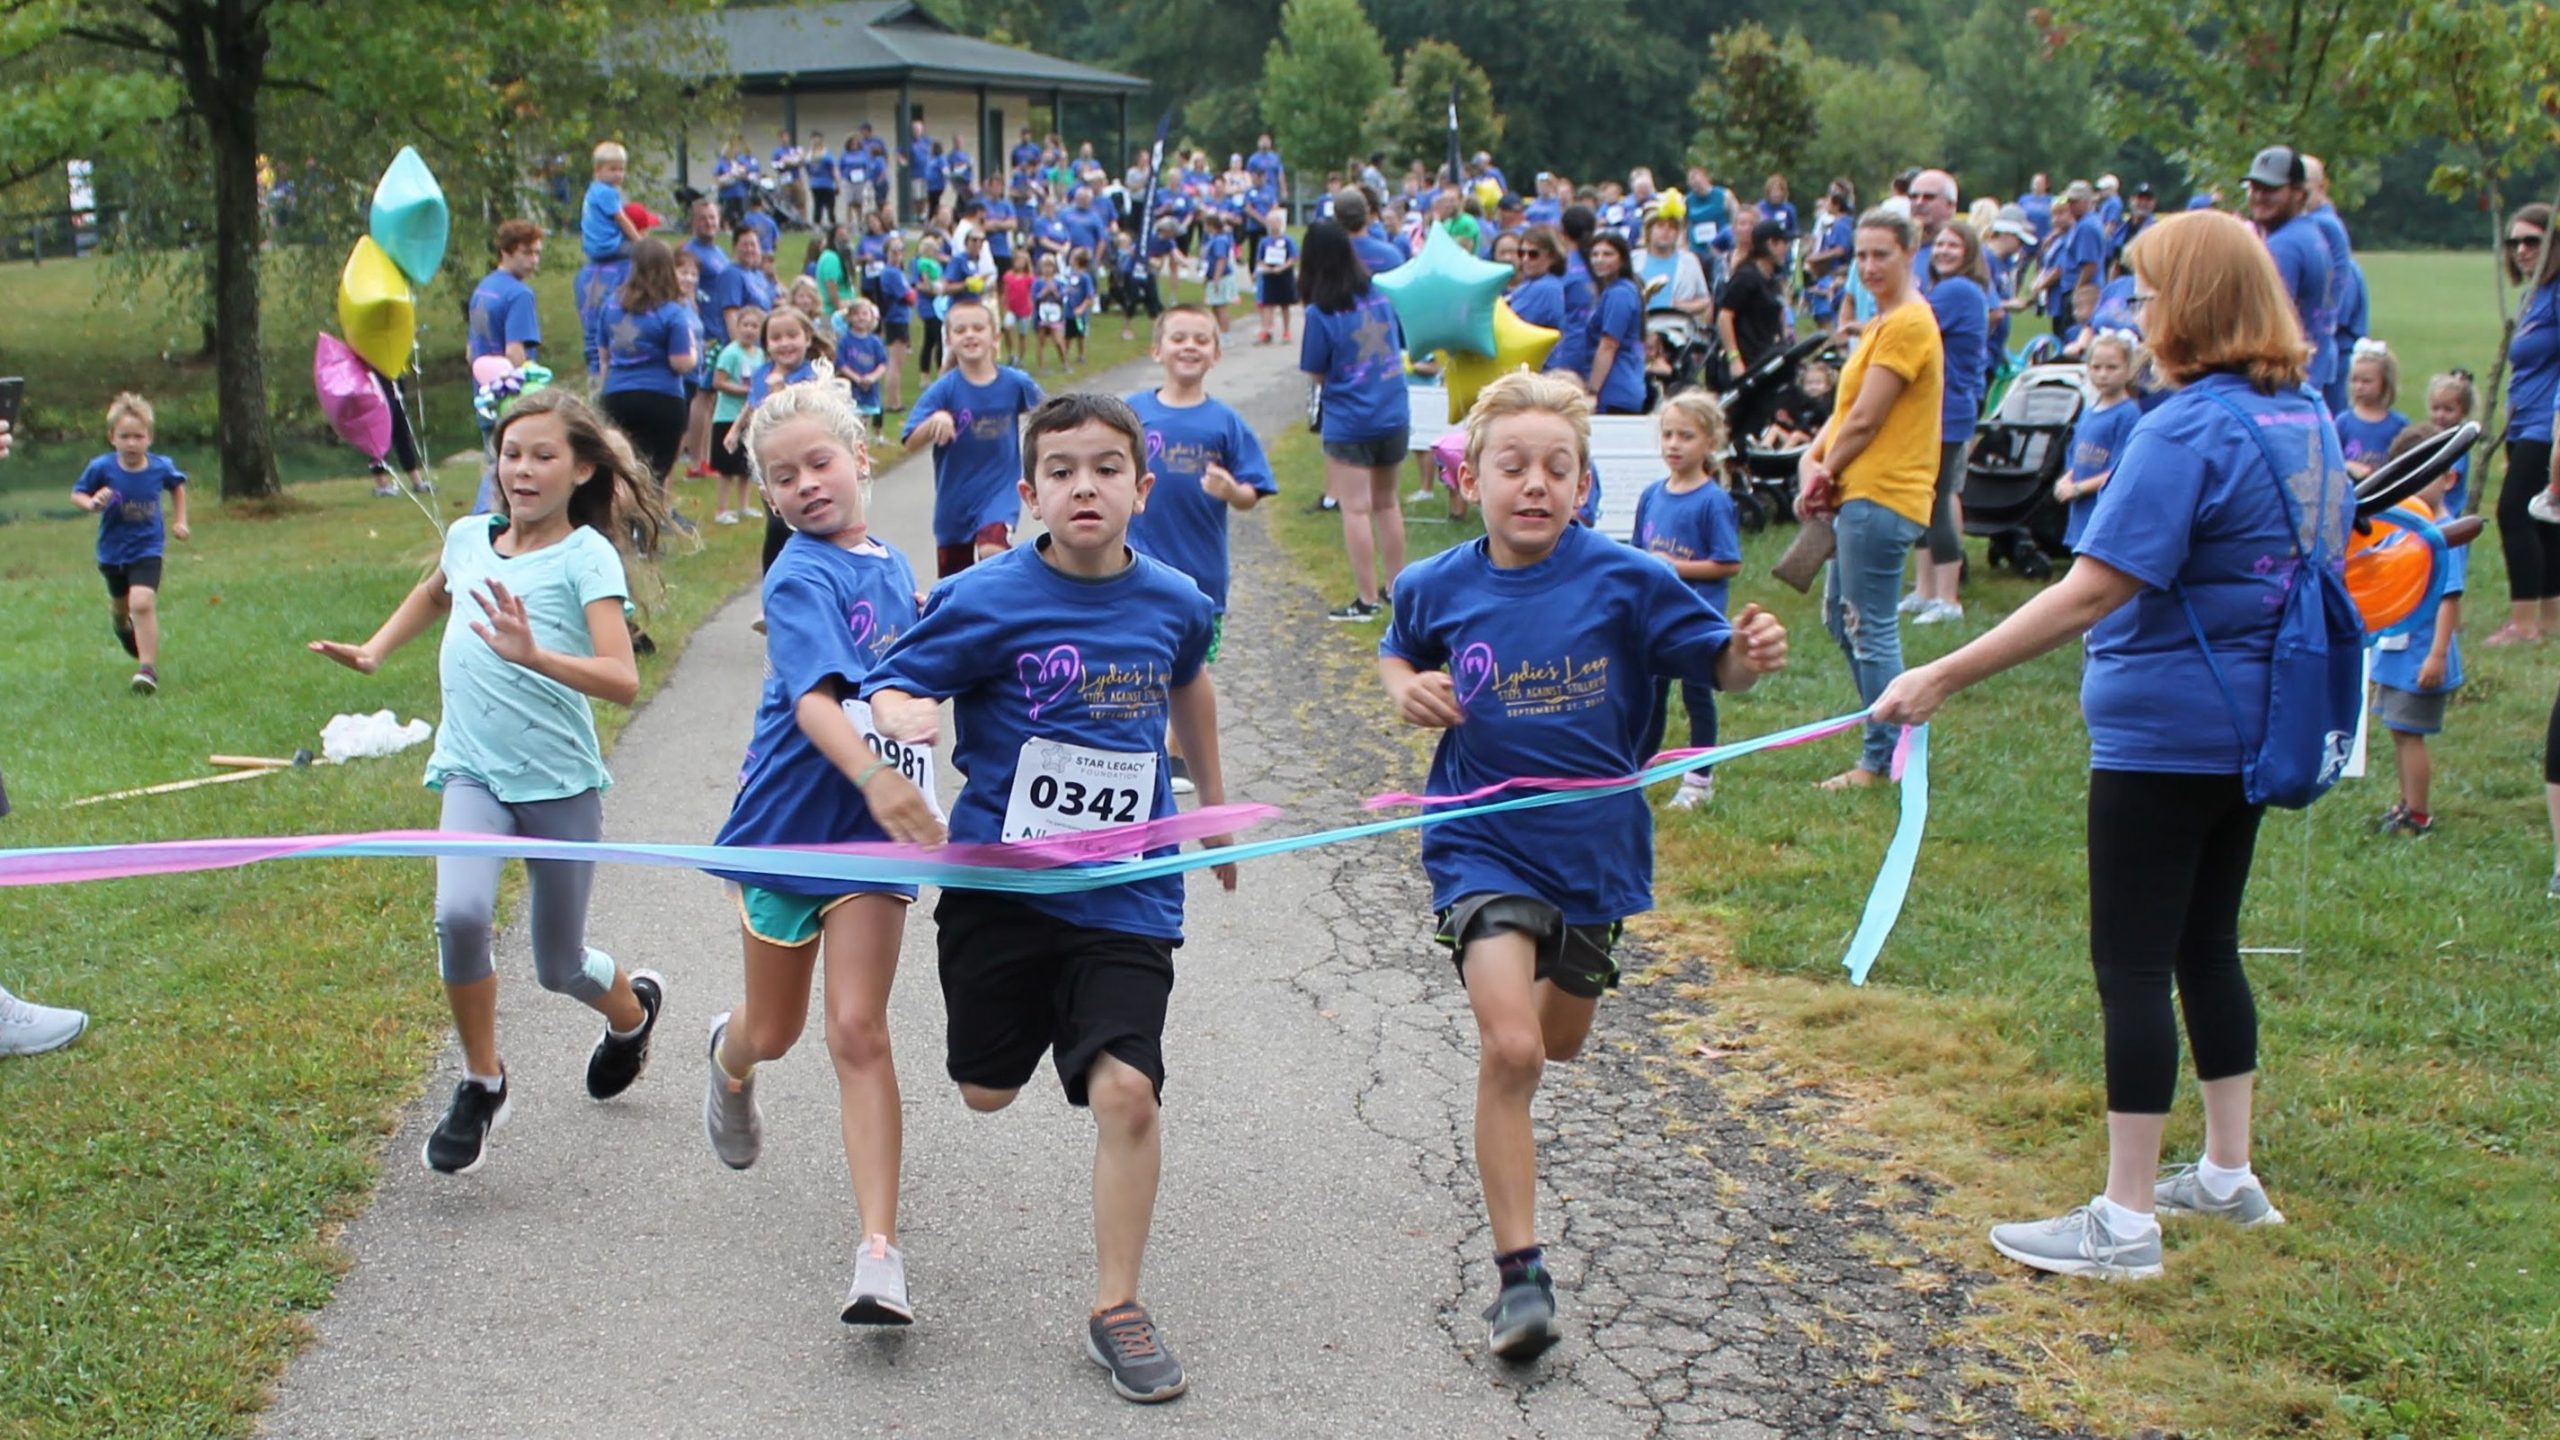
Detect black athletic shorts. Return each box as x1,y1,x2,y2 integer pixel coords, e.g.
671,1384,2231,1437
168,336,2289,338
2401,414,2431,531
99,556,165,597
935,890,1176,1105
1436,892,1624,999
710,419,752,479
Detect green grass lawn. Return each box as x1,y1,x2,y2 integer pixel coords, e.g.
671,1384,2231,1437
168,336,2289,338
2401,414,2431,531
1262,250,2554,1439
0,454,761,1438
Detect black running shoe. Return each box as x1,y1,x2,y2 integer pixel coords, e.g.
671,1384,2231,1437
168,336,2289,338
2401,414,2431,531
1326,598,1382,623
424,1076,510,1175
1086,1302,1188,1403
586,969,664,1100
1484,1272,1562,1362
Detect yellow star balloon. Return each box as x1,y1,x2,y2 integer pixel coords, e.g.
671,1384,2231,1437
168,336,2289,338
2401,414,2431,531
1438,298,1560,423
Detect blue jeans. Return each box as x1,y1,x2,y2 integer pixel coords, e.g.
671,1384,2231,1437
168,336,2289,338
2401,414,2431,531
1823,498,1925,775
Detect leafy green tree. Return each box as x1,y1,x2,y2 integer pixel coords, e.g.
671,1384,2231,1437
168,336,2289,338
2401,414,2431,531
1691,23,1814,192
1942,0,2111,198
1364,40,1504,178
1795,47,1945,205
1368,0,1689,185
2052,0,2401,195
0,0,714,501
1262,0,1393,179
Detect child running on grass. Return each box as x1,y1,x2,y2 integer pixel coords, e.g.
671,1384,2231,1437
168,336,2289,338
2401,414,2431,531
863,392,1238,1405
2373,423,2465,838
901,295,1044,577
1125,304,1277,794
709,304,766,525
1377,371,1786,1361
71,392,187,695
703,380,947,1324
1630,391,1744,810
308,390,673,1177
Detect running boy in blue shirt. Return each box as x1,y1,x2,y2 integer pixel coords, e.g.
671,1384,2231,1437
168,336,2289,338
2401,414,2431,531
71,392,188,694
1378,371,1785,1363
865,391,1237,1406
901,295,1045,576
577,141,645,382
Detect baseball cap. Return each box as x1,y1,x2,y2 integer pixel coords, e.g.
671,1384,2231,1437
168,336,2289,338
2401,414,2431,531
2244,145,2305,188
1990,203,2035,240
1497,194,1524,212
2132,182,2154,198
2098,174,2120,192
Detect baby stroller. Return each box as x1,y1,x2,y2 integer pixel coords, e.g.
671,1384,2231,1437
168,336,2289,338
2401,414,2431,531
1645,310,1712,409
1961,357,2090,580
1717,331,1832,531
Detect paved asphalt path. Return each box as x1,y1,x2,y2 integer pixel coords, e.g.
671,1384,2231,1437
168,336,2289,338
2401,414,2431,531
260,331,2062,1439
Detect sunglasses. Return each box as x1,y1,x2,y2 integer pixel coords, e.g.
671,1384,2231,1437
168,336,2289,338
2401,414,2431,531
2509,234,2545,248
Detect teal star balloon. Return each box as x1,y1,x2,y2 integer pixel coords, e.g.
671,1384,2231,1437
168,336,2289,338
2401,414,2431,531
1372,224,1513,361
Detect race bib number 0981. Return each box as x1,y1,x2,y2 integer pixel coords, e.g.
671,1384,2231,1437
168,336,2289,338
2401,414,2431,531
842,699,945,822
1001,738,1157,843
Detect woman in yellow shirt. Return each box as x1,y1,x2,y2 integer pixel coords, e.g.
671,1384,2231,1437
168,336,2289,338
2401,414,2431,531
1797,210,1944,789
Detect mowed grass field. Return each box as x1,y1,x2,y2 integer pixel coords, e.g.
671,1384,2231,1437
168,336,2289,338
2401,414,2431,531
1261,251,2554,1440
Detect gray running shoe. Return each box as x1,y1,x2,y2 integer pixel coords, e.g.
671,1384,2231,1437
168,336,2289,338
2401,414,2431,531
1989,1202,2163,1280
2154,1164,2286,1226
840,1233,914,1325
1484,1273,1563,1362
1086,1302,1188,1403
703,1013,764,1171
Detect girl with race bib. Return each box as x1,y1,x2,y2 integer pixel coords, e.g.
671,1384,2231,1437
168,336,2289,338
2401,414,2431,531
703,380,945,1327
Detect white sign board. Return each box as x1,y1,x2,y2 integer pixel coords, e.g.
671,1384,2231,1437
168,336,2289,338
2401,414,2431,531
1407,381,1453,449
1586,415,1656,543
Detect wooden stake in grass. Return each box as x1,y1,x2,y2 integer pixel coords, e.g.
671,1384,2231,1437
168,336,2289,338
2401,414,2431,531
71,748,327,806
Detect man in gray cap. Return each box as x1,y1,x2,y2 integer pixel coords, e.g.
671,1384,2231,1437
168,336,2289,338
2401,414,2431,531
2245,144,2336,395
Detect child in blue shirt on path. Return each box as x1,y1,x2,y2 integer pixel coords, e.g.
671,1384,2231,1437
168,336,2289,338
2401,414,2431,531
70,392,187,694
1379,371,1786,1364
865,391,1238,1407
2057,333,2143,548
2373,427,2464,837
703,380,945,1326
307,390,675,1178
1630,392,1744,809
2336,341,2409,479
576,140,645,382
836,300,890,418
1125,304,1277,791
902,295,1045,577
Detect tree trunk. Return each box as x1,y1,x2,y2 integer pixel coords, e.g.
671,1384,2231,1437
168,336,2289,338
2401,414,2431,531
190,6,282,502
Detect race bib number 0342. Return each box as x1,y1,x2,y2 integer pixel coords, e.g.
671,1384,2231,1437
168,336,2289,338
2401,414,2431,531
842,699,946,822
1001,737,1157,843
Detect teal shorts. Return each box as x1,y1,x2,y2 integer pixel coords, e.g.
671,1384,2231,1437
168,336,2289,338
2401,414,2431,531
732,883,906,947
1206,611,1225,665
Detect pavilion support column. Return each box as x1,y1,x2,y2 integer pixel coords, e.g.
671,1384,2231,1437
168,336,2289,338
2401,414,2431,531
897,78,914,224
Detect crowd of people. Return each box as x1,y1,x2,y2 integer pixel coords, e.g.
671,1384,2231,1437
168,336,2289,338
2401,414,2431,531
19,112,2560,1425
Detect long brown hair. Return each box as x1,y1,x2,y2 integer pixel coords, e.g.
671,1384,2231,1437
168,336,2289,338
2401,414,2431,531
2127,211,2307,392
489,389,680,601
1931,220,1992,291
617,238,683,313
2506,203,2559,288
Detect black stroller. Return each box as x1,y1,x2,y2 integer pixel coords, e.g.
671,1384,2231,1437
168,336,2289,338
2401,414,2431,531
1644,310,1714,409
1960,358,2090,580
1717,332,1832,531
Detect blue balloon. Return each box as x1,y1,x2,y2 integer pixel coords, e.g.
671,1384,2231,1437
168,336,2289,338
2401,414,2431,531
1373,224,1513,361
369,146,450,286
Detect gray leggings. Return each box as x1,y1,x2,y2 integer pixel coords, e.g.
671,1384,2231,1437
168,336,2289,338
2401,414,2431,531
435,777,613,1002
1926,438,1968,564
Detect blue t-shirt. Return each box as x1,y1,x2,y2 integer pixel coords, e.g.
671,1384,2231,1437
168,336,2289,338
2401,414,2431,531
711,264,776,320
1201,233,1234,280
2371,534,2466,697
1631,478,1743,615
749,358,825,409
1589,279,1647,413
2262,215,2336,387
1247,150,1284,186
1300,289,1408,444
1067,269,1098,317
2073,376,2353,774
1547,259,1598,376
716,156,752,201
468,270,542,362
807,150,837,189
836,334,889,408
1509,273,1563,331
712,534,921,896
2062,397,2142,547
580,179,626,262
1926,275,1989,442
2095,195,2124,236
75,453,185,566
946,150,974,191
876,264,915,326
743,210,779,259
1352,233,1407,275
861,542,1214,938
600,299,697,397
2059,216,2109,289
425,516,628,803
1124,390,1277,613
982,199,1017,261
2335,408,2408,470
902,366,1045,544
1380,523,1734,925
2021,193,2054,241
1254,233,1297,275
683,237,733,337
1757,199,1797,235
2512,283,2560,442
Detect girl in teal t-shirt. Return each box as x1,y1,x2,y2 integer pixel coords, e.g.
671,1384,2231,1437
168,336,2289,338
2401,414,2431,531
711,303,767,523
307,390,678,1178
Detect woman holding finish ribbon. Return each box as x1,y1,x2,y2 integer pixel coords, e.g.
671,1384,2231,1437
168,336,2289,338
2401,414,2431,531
1872,210,2352,1281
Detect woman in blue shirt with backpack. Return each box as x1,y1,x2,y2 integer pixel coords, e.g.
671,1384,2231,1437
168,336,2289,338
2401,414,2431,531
1874,211,2355,1282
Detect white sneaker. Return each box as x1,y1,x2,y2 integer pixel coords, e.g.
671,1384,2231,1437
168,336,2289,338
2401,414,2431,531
841,1233,915,1325
1911,599,1964,626
0,985,89,1056
1667,775,1714,810
1897,590,1929,614
2532,489,2560,524
714,510,740,526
